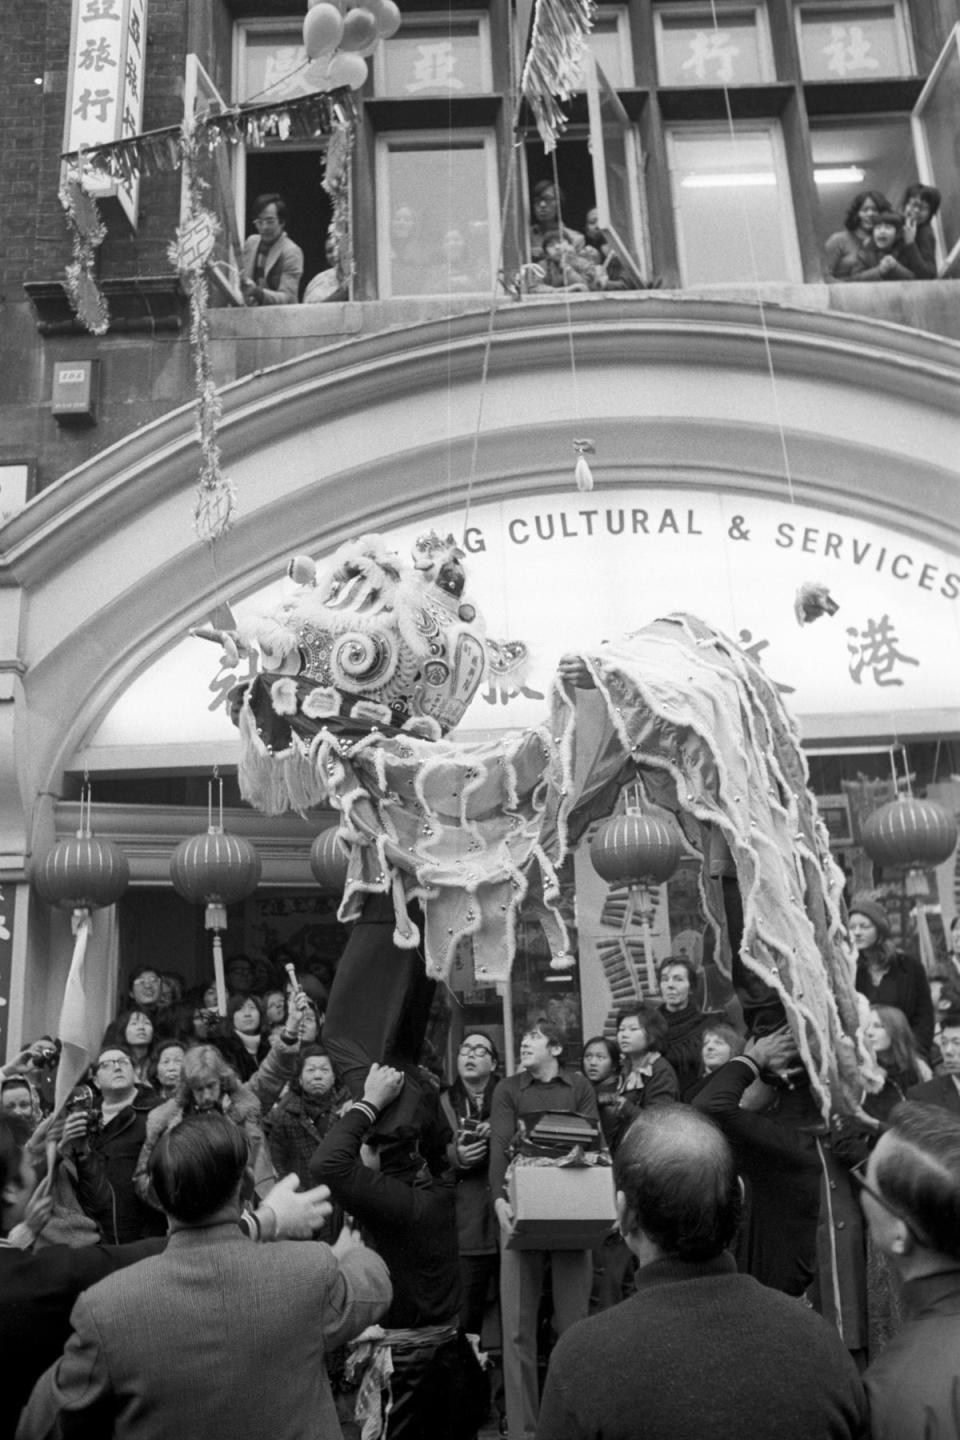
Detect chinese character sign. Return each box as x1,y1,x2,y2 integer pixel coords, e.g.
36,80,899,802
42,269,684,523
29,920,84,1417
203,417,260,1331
64,0,148,228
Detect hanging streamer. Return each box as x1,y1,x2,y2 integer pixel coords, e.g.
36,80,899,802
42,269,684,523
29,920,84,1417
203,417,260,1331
171,127,236,545
520,0,597,152
59,170,109,336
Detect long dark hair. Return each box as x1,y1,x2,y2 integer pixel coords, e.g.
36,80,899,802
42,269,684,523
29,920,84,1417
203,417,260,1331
843,189,890,233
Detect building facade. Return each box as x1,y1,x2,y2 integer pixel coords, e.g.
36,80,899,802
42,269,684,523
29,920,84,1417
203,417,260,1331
1,0,959,1061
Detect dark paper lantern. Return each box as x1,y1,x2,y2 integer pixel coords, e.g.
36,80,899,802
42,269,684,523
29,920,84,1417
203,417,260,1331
33,834,129,913
169,829,262,910
310,825,350,896
861,797,958,869
170,825,261,1016
589,807,683,889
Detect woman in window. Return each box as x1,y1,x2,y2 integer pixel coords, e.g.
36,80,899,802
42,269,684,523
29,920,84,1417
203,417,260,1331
529,180,585,261
824,189,890,280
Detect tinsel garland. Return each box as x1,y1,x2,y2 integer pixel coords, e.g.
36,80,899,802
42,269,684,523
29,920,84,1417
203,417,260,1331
521,0,597,152
322,114,356,292
59,171,109,336
61,90,353,188
171,130,236,545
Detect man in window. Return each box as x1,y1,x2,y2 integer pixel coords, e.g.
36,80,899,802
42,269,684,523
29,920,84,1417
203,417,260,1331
241,192,304,306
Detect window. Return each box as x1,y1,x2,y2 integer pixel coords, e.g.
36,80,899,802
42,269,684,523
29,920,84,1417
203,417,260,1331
571,6,634,89
373,13,492,96
666,123,802,283
376,132,500,296
810,115,918,235
912,25,960,272
796,2,914,80
232,24,338,300
654,4,775,85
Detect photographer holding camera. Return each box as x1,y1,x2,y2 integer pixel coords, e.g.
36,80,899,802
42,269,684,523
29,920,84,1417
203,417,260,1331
58,1044,166,1245
1,1038,61,1115
440,1033,500,1343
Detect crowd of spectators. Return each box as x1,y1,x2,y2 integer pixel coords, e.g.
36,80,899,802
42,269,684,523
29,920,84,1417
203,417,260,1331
824,184,942,282
2,890,960,1438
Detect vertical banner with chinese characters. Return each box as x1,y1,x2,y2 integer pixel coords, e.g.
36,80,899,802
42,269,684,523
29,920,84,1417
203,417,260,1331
63,0,148,230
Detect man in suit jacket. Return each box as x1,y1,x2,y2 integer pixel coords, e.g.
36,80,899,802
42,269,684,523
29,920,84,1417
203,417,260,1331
908,1010,960,1114
16,1112,391,1440
241,192,304,306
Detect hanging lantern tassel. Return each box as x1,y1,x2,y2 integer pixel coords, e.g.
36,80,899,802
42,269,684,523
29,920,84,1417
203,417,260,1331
573,438,595,493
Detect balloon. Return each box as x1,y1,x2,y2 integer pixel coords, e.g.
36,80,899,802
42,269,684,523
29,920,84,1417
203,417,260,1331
325,51,369,90
340,7,378,50
303,4,344,59
375,0,402,39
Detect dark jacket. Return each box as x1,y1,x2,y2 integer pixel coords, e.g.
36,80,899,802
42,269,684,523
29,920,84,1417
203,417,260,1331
693,1057,822,1296
0,1238,163,1440
268,1088,345,1185
72,1088,166,1244
855,948,935,1057
440,1076,498,1255
865,1267,960,1439
608,1055,680,1152
537,1252,867,1440
310,1104,461,1328
907,1072,960,1115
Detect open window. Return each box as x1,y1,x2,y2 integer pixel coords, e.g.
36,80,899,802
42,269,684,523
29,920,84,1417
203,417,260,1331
183,55,244,305
912,21,960,276
232,23,342,298
584,57,649,284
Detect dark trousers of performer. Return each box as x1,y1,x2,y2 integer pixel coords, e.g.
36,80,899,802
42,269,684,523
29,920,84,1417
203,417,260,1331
323,893,436,1134
388,1333,484,1440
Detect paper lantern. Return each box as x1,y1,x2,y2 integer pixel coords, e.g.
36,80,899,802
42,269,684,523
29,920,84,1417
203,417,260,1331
589,807,683,889
170,791,262,1016
303,3,344,59
310,825,350,896
33,833,129,913
861,797,958,869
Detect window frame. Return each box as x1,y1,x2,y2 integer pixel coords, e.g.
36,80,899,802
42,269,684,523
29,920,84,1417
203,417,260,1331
653,1,776,87
793,0,916,82
370,10,494,97
374,127,501,297
574,5,635,90
665,118,804,285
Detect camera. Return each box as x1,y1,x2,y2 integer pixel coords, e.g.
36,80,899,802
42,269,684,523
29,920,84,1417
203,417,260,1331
31,1041,61,1070
65,1085,99,1133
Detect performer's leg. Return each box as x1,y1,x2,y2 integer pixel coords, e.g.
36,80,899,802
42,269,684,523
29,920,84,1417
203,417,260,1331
323,892,433,1133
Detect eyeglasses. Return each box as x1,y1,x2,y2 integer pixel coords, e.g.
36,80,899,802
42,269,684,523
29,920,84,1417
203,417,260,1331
459,1044,494,1058
849,1161,930,1247
97,1056,132,1070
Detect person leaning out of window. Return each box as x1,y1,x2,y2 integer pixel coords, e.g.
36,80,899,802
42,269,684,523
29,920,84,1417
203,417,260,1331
241,192,304,306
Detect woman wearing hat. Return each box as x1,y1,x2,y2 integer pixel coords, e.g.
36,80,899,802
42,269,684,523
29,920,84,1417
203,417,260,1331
849,894,935,1058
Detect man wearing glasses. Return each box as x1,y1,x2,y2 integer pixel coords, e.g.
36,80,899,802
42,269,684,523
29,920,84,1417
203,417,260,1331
240,192,304,306
58,1046,165,1244
440,1034,500,1340
857,1101,960,1439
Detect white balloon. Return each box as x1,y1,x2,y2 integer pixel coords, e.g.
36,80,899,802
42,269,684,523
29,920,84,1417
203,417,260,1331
325,51,369,90
375,0,402,39
303,3,344,59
